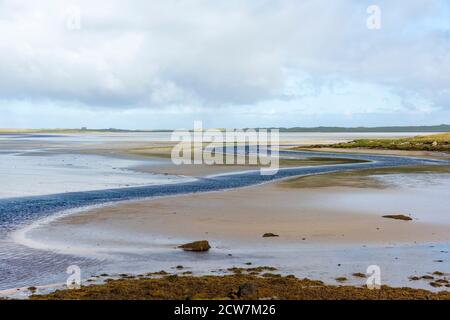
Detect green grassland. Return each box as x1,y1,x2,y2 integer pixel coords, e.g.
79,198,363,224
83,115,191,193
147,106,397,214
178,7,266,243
300,133,450,152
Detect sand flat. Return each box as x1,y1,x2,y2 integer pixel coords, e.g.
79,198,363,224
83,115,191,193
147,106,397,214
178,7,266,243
28,182,450,249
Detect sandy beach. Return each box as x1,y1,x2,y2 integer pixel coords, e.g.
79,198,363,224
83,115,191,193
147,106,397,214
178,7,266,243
27,182,450,247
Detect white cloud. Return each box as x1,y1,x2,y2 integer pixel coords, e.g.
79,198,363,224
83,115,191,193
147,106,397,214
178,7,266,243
0,0,449,127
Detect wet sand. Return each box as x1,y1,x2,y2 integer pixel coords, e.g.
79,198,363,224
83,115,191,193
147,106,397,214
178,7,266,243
25,182,450,248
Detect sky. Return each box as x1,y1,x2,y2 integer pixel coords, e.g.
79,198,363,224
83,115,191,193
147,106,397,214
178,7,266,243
0,0,449,129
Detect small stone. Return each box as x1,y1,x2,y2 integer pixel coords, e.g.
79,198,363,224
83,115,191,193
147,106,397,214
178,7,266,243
429,282,442,288
435,279,448,284
352,273,366,278
262,233,279,238
335,277,347,282
382,214,412,221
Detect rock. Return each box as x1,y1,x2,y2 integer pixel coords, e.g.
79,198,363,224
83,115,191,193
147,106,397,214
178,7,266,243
432,271,444,276
435,279,448,284
335,277,347,282
28,286,37,293
409,276,420,281
176,265,184,269
148,270,168,276
237,283,257,298
382,214,413,221
429,282,442,288
179,240,211,252
262,233,279,238
352,272,366,278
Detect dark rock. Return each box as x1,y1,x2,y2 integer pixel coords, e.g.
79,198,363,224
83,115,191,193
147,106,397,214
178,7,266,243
179,240,211,252
352,273,366,278
382,214,412,221
262,233,279,238
429,282,442,288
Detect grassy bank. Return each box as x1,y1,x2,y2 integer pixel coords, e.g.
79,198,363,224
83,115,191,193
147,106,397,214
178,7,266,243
281,165,450,189
30,273,450,300
296,133,450,152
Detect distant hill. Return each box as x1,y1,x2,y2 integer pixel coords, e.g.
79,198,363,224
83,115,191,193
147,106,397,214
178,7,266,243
259,124,450,133
0,128,171,134
1,124,450,133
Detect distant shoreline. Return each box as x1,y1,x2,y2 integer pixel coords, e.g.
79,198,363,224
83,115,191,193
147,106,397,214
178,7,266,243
1,124,450,134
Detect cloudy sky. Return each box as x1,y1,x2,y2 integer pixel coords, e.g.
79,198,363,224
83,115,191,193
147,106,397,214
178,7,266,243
1,0,449,129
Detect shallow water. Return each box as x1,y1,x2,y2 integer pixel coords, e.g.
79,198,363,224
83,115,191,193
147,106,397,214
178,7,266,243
0,153,191,199
314,173,450,225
